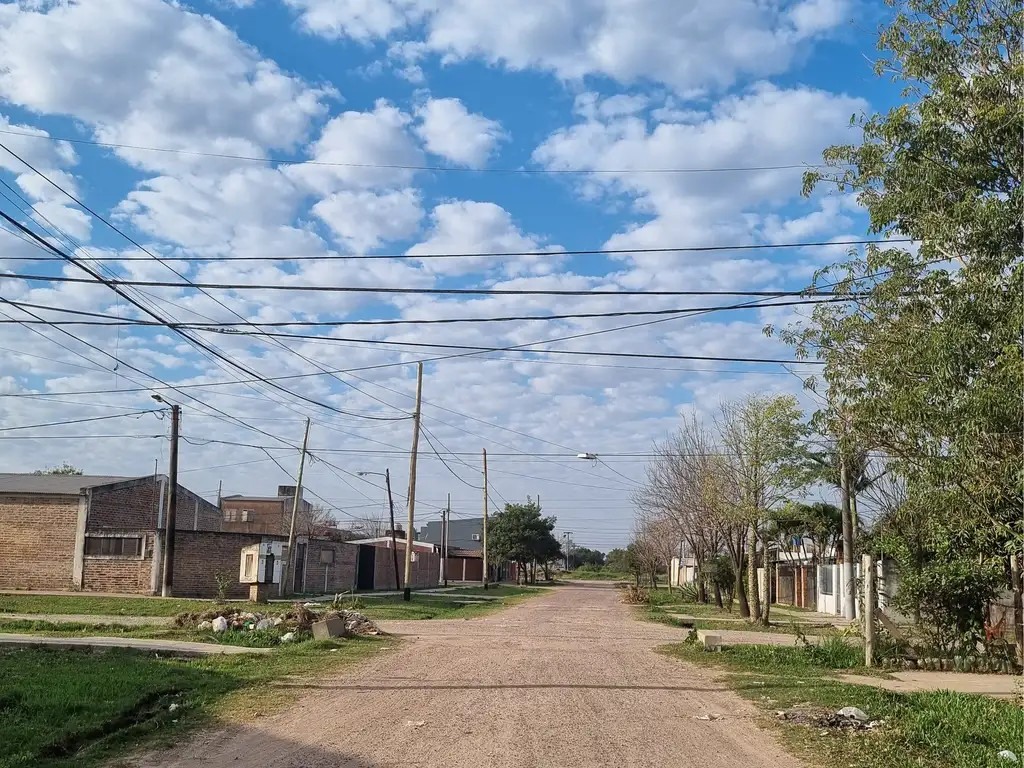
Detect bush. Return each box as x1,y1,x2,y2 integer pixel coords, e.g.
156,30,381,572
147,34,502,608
893,558,1003,656
621,585,650,604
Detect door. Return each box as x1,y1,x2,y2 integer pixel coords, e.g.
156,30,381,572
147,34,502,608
357,545,376,590
293,542,307,594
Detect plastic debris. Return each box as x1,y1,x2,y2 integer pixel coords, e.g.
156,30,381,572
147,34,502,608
997,751,1019,763
211,616,228,633
837,706,869,722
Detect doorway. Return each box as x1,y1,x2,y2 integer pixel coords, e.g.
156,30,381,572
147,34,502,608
293,542,307,594
357,545,376,590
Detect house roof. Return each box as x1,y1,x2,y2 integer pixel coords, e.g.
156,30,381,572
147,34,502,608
0,473,138,496
348,536,436,550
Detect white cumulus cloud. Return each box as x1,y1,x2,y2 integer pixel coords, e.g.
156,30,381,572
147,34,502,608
414,97,506,168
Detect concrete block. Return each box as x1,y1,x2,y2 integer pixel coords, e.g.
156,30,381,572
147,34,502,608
697,630,722,650
312,617,349,640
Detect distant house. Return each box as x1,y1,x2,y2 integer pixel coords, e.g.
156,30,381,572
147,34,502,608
418,516,516,583
346,536,440,591
220,484,313,535
0,473,357,598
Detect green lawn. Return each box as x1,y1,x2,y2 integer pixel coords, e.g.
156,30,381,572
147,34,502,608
339,591,538,620
660,641,1024,768
0,638,383,768
441,585,542,597
0,594,256,617
559,568,629,581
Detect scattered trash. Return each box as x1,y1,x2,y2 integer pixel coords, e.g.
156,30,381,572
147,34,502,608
777,706,881,731
280,632,296,644
197,620,212,631
168,703,179,713
693,713,724,721
211,616,228,633
837,706,869,723
255,618,275,631
174,605,382,641
405,720,426,728
997,751,1019,763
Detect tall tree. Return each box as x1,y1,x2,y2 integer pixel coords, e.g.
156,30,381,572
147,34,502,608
487,498,560,585
32,463,83,475
717,395,808,625
769,0,1022,646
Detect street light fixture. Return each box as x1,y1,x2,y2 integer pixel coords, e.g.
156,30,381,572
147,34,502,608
357,469,400,594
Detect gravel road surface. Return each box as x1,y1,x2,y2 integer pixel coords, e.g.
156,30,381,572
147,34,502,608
141,583,801,767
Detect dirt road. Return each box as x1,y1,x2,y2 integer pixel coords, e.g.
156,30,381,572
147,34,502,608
144,584,800,767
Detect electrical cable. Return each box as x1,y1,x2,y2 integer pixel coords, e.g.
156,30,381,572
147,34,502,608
0,295,853,328
2,272,868,297
0,127,851,176
0,409,162,432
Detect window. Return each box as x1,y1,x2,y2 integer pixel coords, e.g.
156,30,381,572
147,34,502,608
319,548,334,565
224,508,238,522
85,536,143,557
241,509,253,522
244,553,256,580
471,533,481,541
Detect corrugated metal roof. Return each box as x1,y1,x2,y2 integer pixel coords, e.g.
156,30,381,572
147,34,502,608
0,473,138,495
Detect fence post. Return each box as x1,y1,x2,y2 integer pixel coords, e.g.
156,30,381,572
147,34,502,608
863,553,876,668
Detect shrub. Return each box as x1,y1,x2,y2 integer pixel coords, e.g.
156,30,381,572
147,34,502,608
621,585,650,604
893,558,1003,657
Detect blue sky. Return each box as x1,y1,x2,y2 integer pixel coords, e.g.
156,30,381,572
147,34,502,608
0,0,896,549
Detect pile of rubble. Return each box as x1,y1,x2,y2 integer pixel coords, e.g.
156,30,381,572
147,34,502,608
776,706,882,732
174,602,382,639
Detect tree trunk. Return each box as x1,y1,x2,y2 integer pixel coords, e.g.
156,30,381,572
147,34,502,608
747,525,761,622
760,538,772,626
696,575,707,604
713,581,724,609
735,568,749,617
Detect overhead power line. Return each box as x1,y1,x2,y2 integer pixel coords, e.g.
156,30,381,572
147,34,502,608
0,410,162,432
0,296,847,329
0,126,843,175
3,272,869,297
6,237,912,263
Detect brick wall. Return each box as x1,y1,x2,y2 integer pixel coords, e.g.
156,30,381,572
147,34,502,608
300,541,358,594
172,530,266,599
372,544,439,589
82,535,153,594
0,495,78,590
445,556,484,582
221,498,287,535
87,477,221,532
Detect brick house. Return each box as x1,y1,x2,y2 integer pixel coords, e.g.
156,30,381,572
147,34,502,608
220,485,312,535
0,473,360,598
349,537,440,590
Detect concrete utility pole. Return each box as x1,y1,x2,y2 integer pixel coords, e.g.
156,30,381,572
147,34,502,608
840,455,856,620
482,448,489,588
159,402,180,597
281,417,311,597
403,362,424,601
863,553,876,667
443,493,450,587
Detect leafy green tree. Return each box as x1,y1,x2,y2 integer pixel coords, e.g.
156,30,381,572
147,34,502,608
31,463,83,475
769,0,1022,649
605,548,630,573
569,547,605,568
771,0,1022,556
717,394,809,625
486,498,560,585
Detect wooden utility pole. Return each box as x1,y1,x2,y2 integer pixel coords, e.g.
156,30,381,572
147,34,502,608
1011,553,1023,666
863,553,876,667
439,500,448,585
482,448,489,589
160,404,180,597
403,362,423,601
385,469,400,593
280,418,311,597
840,456,856,620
